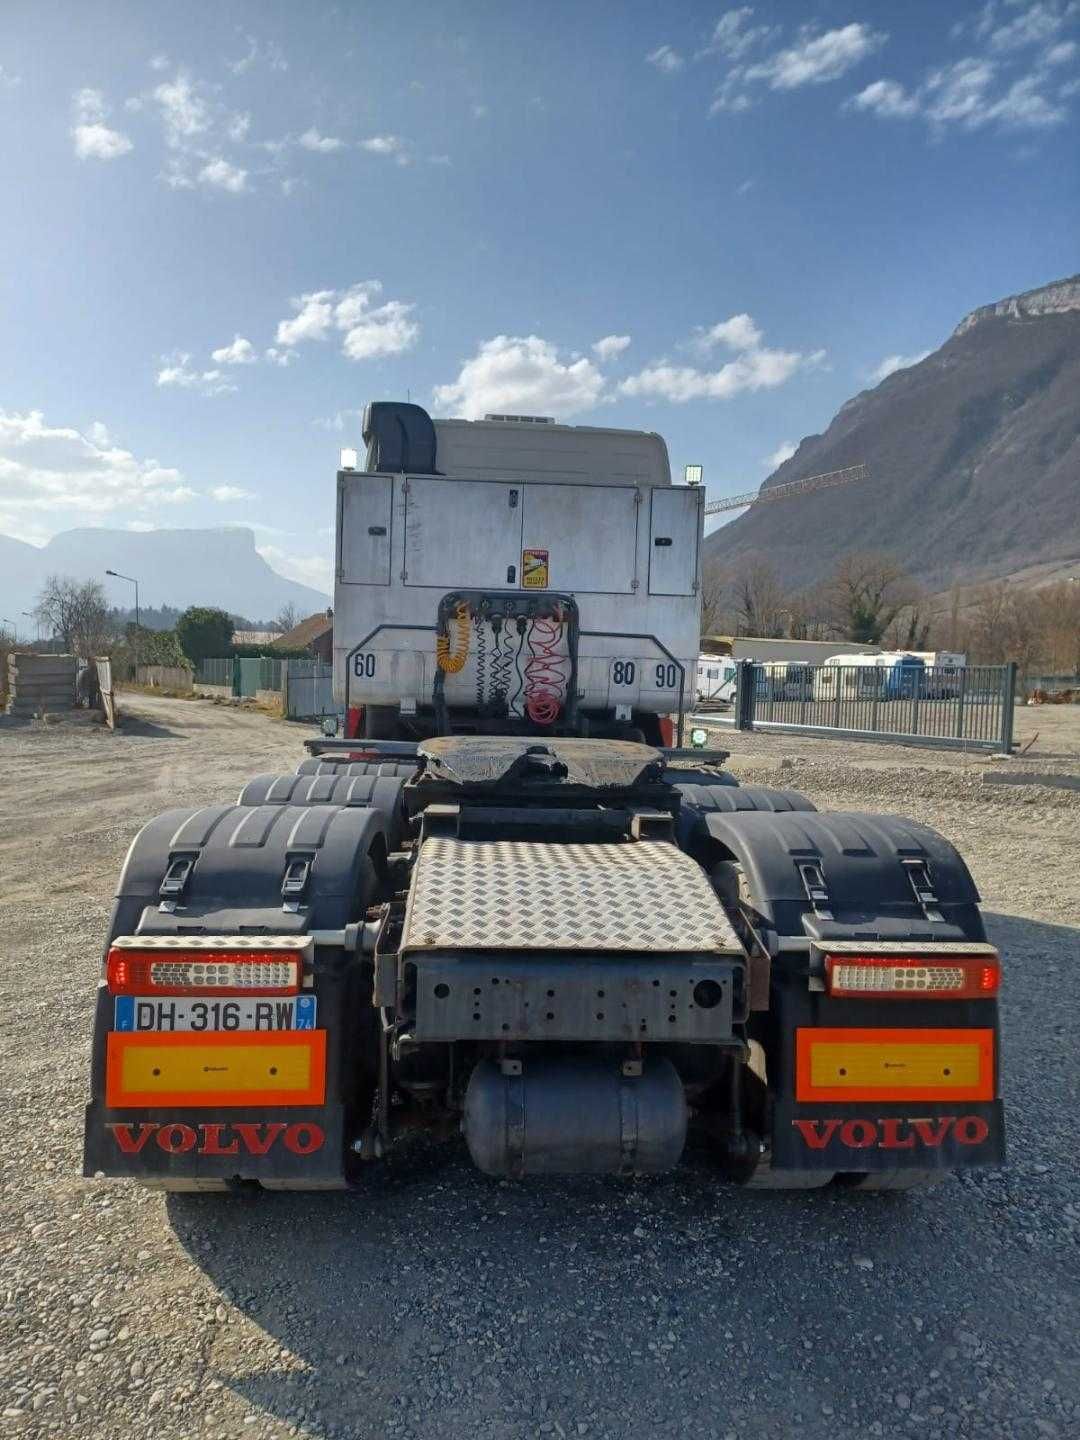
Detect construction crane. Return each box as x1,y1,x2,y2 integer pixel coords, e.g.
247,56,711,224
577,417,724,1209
699,462,869,517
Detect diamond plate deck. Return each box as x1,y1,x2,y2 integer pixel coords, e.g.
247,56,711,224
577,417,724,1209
401,838,741,953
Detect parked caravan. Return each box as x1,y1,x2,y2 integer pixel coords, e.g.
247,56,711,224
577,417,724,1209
912,651,966,697
758,660,813,701
696,654,737,705
812,652,926,700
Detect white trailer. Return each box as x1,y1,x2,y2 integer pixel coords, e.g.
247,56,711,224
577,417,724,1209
695,655,737,706
333,403,704,742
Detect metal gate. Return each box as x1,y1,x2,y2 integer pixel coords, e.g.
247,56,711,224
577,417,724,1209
285,660,337,720
721,660,1017,753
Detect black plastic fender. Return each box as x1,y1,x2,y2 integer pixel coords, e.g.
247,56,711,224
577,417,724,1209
106,802,388,941
295,757,418,779
701,809,984,943
674,783,816,852
239,773,407,848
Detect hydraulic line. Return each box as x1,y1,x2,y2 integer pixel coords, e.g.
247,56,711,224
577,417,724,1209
436,600,471,674
524,615,568,726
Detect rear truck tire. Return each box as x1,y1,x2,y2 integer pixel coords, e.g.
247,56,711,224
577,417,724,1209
836,1169,949,1192
740,1152,834,1189
363,704,398,740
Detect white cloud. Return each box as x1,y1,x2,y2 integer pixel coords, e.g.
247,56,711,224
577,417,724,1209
694,313,763,352
592,334,632,360
71,88,133,160
765,441,797,469
198,157,248,192
433,336,606,421
848,78,920,118
153,71,210,147
257,543,331,593
870,350,931,382
849,4,1078,135
700,9,779,61
620,316,824,404
747,23,887,89
264,346,298,366
276,291,335,346
210,485,256,502
227,36,288,76
227,111,251,143
211,335,257,365
988,2,1070,52
149,54,170,72
275,282,419,360
646,45,684,74
1,64,24,87
299,127,345,153
156,353,238,396
0,409,190,531
359,134,410,163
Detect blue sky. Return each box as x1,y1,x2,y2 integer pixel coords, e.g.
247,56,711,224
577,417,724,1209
1,0,1077,600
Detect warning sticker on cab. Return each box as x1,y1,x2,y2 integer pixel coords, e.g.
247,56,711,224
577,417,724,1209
522,549,549,588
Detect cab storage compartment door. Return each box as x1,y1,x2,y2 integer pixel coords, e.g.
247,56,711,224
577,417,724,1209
648,488,700,596
404,477,523,589
339,473,393,585
521,483,638,593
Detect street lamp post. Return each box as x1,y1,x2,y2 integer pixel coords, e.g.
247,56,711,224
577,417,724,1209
106,569,140,677
1,617,15,644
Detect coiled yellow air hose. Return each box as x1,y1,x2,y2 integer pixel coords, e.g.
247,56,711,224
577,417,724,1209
436,600,471,674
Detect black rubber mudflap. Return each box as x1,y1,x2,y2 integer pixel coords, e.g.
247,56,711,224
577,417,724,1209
239,773,407,849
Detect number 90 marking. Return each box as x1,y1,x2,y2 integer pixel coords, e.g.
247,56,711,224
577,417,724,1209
654,662,678,689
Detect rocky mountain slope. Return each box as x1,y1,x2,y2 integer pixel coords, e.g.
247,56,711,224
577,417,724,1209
705,275,1080,591
0,526,329,625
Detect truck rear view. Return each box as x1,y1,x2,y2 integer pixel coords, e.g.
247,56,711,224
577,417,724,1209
334,403,702,744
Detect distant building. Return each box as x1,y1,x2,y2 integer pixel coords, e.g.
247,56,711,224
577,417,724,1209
272,610,333,662
233,630,283,646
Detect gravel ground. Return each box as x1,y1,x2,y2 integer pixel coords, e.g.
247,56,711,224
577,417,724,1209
1,694,1078,1440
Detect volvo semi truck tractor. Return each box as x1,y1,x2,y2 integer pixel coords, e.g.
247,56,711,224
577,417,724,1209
83,403,1004,1192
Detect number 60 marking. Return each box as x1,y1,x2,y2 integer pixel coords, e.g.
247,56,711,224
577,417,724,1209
352,653,377,678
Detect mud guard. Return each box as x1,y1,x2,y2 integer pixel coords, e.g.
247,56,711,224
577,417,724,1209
700,810,1004,1179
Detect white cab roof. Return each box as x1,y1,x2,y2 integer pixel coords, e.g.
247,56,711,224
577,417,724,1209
433,417,671,487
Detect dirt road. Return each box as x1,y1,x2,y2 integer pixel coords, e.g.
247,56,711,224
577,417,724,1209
1,695,1078,1439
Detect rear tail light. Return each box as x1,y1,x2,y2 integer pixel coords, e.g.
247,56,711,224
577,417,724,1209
106,938,306,996
824,952,999,1000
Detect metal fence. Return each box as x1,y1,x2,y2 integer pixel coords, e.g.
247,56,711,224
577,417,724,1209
284,660,336,720
193,656,337,720
196,657,234,688
714,659,1017,753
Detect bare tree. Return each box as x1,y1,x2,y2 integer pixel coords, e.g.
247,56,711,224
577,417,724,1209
34,576,111,656
274,603,300,635
826,552,919,645
731,558,790,638
699,563,728,638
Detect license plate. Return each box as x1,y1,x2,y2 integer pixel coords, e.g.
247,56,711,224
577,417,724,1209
113,995,316,1033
